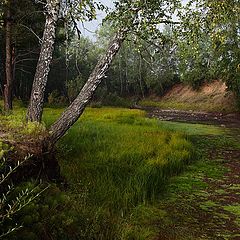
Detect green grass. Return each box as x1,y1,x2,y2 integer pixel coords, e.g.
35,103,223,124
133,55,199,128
0,103,228,239
0,108,46,140
47,107,195,238
43,107,224,239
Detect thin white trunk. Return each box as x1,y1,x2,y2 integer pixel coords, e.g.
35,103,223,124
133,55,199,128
49,30,127,144
27,0,60,122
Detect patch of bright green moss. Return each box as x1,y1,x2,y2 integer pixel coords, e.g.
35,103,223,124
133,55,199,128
199,201,218,211
0,141,9,159
223,205,240,216
228,184,240,191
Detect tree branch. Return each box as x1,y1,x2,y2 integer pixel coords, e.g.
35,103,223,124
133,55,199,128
19,23,43,44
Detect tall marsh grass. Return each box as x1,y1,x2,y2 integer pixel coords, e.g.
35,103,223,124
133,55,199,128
54,107,194,238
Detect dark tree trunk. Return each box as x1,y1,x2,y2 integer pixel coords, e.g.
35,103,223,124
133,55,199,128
4,2,13,111
27,0,60,122
49,30,127,144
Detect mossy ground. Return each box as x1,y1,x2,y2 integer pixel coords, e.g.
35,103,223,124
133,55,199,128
152,133,240,240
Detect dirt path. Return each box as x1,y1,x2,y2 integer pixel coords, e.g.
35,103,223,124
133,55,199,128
136,106,240,128
137,107,240,239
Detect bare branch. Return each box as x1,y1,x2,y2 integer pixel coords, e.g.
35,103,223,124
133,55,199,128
19,24,43,45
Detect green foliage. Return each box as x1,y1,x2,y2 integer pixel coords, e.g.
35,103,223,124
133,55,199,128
175,0,240,95
99,92,131,107
0,141,9,159
93,23,180,99
1,0,238,111
48,90,68,107
64,36,100,102
0,156,46,239
108,0,181,41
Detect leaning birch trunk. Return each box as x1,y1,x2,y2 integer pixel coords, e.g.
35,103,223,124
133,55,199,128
27,0,60,122
49,30,127,144
4,2,13,111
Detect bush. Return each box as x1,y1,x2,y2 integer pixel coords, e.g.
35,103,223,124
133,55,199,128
48,90,68,107
101,93,131,107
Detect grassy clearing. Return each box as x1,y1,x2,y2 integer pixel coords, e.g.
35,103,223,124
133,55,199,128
0,103,228,239
43,107,225,239
0,105,192,238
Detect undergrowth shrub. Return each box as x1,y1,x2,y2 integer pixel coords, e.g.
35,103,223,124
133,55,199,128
101,93,131,107
0,114,46,139
9,185,73,240
0,157,90,240
0,142,10,159
9,184,119,240
48,90,68,107
0,154,45,239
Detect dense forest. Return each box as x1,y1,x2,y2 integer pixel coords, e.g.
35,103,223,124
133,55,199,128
0,0,239,239
0,0,239,109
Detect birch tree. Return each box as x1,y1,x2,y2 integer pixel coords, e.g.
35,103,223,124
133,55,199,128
49,29,126,143
48,0,181,143
176,0,240,90
27,0,60,122
27,0,100,122
24,0,181,145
